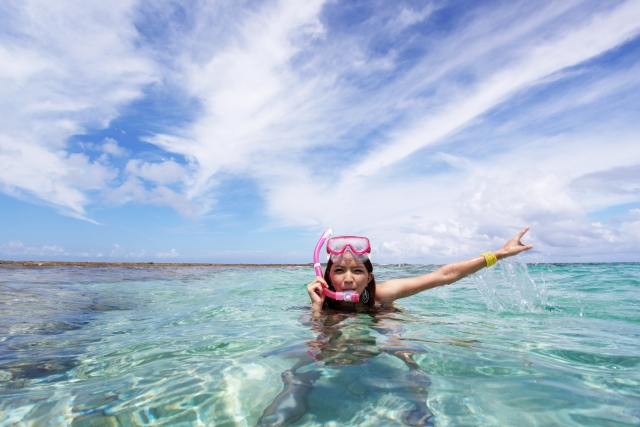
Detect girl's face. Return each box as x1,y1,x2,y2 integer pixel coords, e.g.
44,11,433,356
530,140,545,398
329,253,373,295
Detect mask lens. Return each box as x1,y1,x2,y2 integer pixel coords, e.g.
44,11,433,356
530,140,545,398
327,236,370,255
329,250,369,263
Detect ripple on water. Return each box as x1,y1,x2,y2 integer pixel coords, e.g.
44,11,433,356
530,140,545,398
0,263,639,426
532,348,640,371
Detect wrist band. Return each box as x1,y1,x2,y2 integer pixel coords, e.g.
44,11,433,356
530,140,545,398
481,251,497,267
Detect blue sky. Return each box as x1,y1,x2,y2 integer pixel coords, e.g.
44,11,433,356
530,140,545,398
1,0,639,263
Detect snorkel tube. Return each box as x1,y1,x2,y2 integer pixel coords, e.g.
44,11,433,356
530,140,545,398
313,229,360,303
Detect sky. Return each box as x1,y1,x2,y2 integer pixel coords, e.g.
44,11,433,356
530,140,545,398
1,0,639,264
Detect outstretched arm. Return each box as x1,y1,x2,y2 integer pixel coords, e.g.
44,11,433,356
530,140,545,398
375,227,533,306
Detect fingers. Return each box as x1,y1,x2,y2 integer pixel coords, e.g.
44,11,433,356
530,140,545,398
515,242,534,252
314,276,328,289
307,279,323,292
500,227,533,259
307,277,327,302
517,226,530,241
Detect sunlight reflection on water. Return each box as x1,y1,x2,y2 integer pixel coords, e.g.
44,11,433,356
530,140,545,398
0,263,639,426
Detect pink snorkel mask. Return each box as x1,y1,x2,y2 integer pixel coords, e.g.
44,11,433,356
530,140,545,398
313,229,371,303
327,235,371,262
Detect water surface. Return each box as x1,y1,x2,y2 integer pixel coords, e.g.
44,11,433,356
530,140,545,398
1,262,639,426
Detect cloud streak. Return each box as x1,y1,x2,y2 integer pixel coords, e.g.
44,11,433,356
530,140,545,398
0,0,157,219
353,1,640,176
0,240,67,257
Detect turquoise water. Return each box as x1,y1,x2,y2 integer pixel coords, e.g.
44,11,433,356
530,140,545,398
1,261,639,426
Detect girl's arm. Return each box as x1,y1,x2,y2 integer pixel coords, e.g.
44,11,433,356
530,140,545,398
375,227,533,306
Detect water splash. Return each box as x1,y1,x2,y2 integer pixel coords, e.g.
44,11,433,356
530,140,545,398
473,257,547,313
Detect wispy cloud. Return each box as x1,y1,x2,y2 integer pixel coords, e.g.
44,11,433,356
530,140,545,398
0,0,157,219
156,248,179,259
110,243,147,259
572,165,640,195
0,240,68,256
352,1,640,176
105,175,198,218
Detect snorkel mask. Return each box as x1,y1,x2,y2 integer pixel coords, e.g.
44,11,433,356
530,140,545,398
326,236,371,263
313,229,371,303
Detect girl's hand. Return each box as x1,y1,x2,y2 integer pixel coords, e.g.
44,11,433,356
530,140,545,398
307,276,327,310
496,226,534,259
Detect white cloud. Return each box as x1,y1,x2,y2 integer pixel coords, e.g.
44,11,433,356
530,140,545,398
128,250,146,258
353,1,640,176
0,240,117,259
0,0,157,218
63,153,118,190
142,2,640,247
99,138,127,157
110,243,124,257
571,164,640,196
393,4,436,29
105,175,199,218
0,240,68,256
0,147,115,221
156,248,179,259
459,170,585,233
125,159,186,184
79,250,104,258
146,0,329,198
261,146,640,261
110,243,148,259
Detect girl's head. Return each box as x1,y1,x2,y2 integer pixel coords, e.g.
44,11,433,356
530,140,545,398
324,251,376,308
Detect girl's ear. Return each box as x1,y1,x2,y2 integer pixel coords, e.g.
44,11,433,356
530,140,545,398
369,272,374,283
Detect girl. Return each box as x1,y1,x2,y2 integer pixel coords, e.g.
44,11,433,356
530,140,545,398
257,227,533,426
308,227,533,311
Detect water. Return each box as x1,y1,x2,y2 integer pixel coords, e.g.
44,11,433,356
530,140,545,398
1,262,639,426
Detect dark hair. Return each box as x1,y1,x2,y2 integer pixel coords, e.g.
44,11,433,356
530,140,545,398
323,258,376,309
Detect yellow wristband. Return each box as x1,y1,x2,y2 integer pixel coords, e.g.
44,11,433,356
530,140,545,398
481,251,497,267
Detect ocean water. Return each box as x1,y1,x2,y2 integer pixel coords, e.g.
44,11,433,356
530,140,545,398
1,261,639,426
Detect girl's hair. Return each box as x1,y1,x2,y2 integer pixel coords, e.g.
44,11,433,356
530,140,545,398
323,258,376,309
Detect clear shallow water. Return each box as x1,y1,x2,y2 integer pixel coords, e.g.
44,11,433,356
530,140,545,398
1,262,639,426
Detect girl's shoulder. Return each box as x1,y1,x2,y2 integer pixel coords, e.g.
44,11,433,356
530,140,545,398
373,279,399,306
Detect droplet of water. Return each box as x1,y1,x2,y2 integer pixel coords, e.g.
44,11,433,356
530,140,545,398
472,257,547,313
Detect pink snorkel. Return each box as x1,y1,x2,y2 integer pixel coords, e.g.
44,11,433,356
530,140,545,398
313,229,360,303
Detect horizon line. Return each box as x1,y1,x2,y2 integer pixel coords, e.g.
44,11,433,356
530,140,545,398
1,260,637,268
